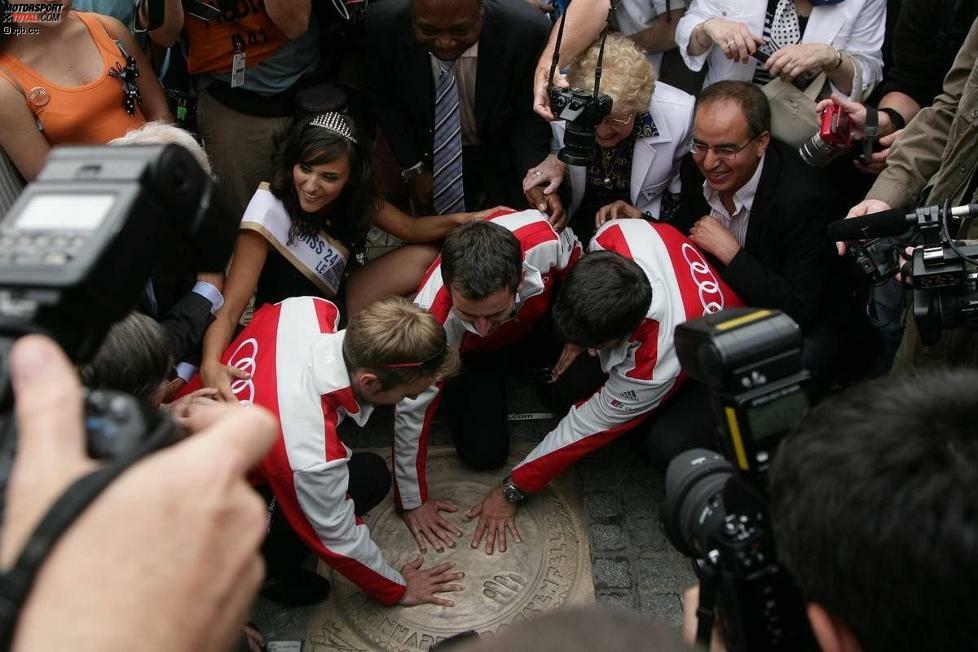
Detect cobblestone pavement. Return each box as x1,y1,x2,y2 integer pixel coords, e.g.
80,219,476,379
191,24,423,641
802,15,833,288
254,380,696,643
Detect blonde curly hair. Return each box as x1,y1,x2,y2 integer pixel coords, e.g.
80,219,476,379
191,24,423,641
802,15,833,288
567,33,655,117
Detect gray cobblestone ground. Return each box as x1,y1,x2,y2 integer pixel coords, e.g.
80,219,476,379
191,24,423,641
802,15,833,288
576,440,696,629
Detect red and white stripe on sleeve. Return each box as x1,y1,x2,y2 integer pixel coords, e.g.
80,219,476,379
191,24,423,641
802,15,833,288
511,220,743,492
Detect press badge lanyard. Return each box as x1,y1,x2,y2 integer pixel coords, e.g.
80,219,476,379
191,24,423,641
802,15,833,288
231,31,246,88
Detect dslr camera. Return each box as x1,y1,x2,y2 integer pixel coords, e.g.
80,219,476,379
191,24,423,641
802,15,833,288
827,201,978,344
549,87,613,167
0,144,233,645
0,144,234,462
662,308,816,652
546,14,614,167
798,103,853,167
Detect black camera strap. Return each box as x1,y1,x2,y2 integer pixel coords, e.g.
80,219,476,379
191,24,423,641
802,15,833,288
0,416,173,649
860,105,879,166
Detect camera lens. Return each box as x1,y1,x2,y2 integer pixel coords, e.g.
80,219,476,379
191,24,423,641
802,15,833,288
558,123,596,167
799,133,841,168
661,448,731,557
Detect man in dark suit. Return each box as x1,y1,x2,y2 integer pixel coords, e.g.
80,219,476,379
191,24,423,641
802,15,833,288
669,81,858,387
669,80,835,333
366,0,552,215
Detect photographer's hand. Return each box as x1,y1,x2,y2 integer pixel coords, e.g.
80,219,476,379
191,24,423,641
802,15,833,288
466,486,522,555
853,129,903,175
3,335,277,651
815,95,870,138
836,199,893,255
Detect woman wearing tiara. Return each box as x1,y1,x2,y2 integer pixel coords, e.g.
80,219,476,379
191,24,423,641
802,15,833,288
201,112,490,401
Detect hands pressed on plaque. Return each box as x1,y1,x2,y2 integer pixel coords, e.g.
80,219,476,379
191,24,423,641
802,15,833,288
466,485,523,555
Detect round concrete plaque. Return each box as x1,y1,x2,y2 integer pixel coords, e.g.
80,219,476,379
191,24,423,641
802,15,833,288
308,448,594,652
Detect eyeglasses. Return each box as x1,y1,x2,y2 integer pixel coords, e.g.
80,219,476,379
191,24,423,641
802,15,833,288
689,134,764,161
375,346,447,369
602,113,634,127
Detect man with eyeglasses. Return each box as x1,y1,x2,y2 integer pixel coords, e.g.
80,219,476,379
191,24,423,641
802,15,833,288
179,296,464,608
669,80,846,386
392,210,581,555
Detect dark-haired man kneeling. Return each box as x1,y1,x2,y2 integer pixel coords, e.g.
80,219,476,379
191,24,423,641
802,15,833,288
464,218,743,553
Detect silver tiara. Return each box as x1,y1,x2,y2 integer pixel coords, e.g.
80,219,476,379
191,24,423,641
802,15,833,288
308,112,358,144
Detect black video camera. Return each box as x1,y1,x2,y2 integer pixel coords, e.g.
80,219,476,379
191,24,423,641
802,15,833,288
0,144,234,461
827,201,978,345
546,14,614,167
662,308,816,652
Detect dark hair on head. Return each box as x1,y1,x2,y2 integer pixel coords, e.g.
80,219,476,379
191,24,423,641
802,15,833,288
268,114,379,254
695,80,771,139
553,251,651,347
440,221,523,299
79,312,172,403
770,368,978,652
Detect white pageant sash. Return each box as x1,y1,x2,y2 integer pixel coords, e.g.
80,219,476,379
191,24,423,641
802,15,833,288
240,184,349,297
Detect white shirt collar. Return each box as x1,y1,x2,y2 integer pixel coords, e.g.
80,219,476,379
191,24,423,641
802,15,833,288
702,153,765,217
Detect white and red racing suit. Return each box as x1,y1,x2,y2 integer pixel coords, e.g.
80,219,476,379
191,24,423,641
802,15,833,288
510,219,744,492
392,208,582,510
183,296,407,604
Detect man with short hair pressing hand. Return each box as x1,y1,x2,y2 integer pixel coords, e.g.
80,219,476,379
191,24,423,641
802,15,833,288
393,210,582,554
182,296,463,607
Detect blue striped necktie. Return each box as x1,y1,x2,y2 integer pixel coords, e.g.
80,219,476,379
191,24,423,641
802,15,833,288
432,61,465,215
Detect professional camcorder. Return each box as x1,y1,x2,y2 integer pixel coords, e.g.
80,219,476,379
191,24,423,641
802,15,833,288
662,308,816,652
0,144,233,645
827,201,978,344
546,15,613,166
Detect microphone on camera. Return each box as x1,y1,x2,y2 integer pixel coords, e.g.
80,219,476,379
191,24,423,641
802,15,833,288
827,203,978,242
827,208,914,242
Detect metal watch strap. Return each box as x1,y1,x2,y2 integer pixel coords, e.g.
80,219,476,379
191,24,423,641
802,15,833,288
501,476,527,504
401,162,425,182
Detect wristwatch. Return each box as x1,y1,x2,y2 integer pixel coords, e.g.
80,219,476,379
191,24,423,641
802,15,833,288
401,162,425,182
501,476,527,504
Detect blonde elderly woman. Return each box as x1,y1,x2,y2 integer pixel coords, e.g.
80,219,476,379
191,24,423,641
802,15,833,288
523,33,694,242
675,0,885,99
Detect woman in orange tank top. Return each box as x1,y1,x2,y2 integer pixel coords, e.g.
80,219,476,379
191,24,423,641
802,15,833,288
0,3,170,180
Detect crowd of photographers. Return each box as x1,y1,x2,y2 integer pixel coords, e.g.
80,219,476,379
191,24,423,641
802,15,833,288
0,0,976,650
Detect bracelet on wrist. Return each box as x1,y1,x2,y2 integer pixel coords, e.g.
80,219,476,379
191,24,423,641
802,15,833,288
831,48,844,70
401,162,425,182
